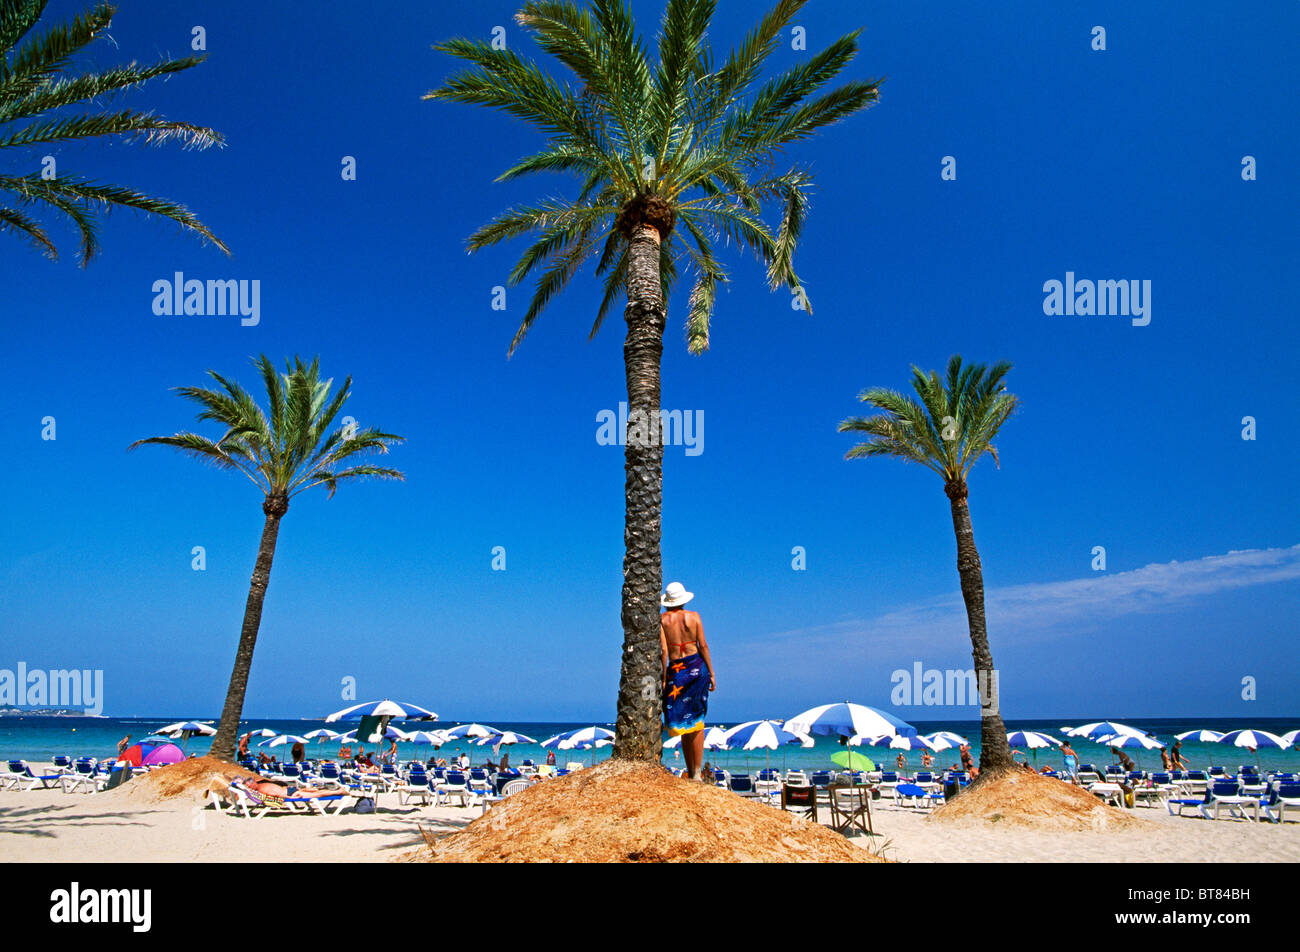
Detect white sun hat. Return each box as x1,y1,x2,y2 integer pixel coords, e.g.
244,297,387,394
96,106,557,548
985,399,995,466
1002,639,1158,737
661,581,694,607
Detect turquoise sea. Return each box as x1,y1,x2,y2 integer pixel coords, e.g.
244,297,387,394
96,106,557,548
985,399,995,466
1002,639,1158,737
3,715,1298,775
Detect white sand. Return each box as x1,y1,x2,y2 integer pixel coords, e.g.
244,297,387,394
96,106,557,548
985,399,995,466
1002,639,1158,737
3,785,1298,863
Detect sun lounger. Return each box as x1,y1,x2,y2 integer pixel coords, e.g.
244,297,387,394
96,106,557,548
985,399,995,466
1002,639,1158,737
60,759,103,794
1088,782,1125,807
1199,780,1257,821
439,770,473,807
894,782,944,810
6,760,66,791
211,779,348,818
398,770,433,806
1261,782,1300,823
479,778,529,814
728,774,760,798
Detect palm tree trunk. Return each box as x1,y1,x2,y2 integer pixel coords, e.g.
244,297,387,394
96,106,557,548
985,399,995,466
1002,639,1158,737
945,480,1013,777
208,495,288,762
612,223,666,762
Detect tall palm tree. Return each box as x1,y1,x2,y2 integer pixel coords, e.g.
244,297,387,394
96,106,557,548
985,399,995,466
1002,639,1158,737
130,356,404,762
838,355,1020,779
427,0,880,761
1,0,227,263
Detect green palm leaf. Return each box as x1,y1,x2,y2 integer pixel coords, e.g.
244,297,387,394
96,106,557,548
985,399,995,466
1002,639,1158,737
0,1,226,264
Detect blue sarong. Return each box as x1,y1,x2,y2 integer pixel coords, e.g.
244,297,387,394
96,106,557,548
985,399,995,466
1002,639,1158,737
664,652,710,736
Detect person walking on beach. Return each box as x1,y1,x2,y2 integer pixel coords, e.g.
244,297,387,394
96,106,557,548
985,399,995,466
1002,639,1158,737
1170,740,1185,770
959,743,975,776
1060,740,1079,781
1110,746,1135,772
660,581,715,781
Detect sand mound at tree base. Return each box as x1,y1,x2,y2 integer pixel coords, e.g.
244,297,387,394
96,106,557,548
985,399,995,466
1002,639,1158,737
928,768,1149,831
104,756,260,805
405,759,884,863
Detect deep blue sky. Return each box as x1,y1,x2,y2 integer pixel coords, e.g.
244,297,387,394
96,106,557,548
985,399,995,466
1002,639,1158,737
2,1,1297,723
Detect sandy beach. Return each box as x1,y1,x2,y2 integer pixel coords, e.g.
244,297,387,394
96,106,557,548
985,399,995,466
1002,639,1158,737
5,782,1298,864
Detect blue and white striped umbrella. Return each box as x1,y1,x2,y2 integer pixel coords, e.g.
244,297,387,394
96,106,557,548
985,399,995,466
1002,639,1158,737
1281,730,1300,747
442,723,499,740
558,726,615,750
783,702,917,741
1216,729,1288,750
851,733,935,751
258,734,310,749
1066,721,1147,742
243,728,277,738
724,720,813,751
923,731,969,751
1174,730,1223,743
343,725,409,742
663,727,730,750
1006,731,1062,749
303,729,342,741
324,699,438,723
475,731,536,747
405,730,450,747
157,721,216,737
1095,733,1163,750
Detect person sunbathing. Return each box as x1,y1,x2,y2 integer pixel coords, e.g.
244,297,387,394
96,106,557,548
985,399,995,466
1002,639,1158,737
238,775,331,799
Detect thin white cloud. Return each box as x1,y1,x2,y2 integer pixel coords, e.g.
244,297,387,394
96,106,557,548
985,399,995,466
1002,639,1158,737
732,545,1300,682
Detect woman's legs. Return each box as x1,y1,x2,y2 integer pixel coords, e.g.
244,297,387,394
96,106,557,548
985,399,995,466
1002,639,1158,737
685,729,706,780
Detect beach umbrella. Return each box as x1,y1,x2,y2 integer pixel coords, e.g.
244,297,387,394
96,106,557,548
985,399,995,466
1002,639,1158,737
559,726,615,749
923,731,969,751
725,720,813,750
1097,733,1163,748
441,723,499,740
406,729,451,748
118,740,185,768
1006,731,1061,765
852,733,935,750
259,733,310,749
324,699,438,722
1281,730,1300,748
303,728,342,755
1059,726,1074,734
155,721,216,754
663,726,730,749
475,731,536,746
1006,731,1061,749
1215,729,1288,750
1174,730,1224,744
1066,721,1147,742
852,732,933,772
555,726,615,765
830,750,875,773
243,728,277,738
156,720,215,737
784,702,917,742
724,720,813,774
1095,732,1164,770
